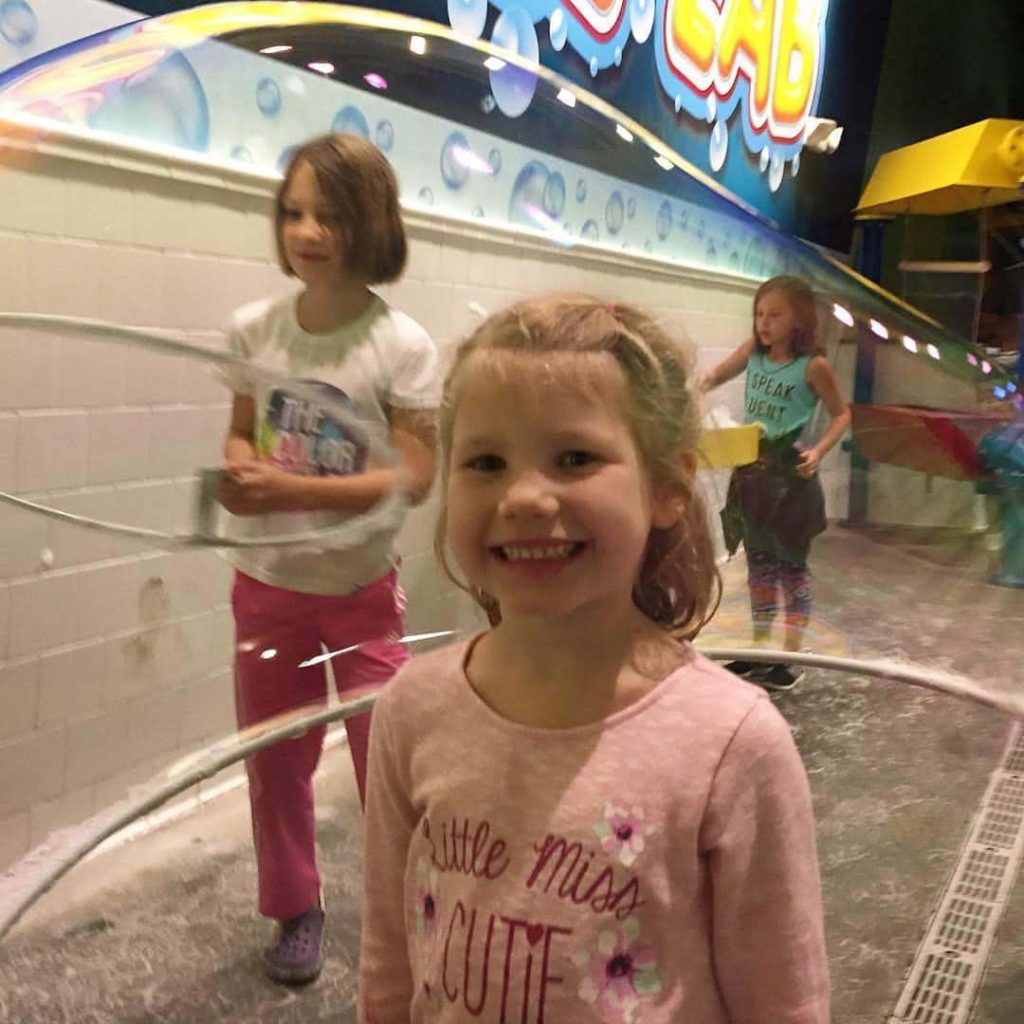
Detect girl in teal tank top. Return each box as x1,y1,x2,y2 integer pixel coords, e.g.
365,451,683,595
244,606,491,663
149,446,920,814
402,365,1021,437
701,276,851,690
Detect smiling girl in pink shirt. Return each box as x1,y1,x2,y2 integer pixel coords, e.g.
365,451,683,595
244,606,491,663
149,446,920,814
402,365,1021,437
360,294,829,1023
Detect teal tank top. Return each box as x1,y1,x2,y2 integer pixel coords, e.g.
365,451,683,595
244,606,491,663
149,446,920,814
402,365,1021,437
744,350,818,440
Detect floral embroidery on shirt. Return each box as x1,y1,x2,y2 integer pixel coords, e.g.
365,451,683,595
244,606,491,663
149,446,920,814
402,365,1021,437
593,803,654,868
414,857,441,940
575,918,663,1022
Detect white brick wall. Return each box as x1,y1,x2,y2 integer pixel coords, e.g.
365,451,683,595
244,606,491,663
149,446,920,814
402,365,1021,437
0,124,847,873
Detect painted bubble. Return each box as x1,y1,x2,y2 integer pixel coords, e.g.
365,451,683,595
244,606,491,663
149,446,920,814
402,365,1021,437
448,0,488,39
89,53,209,151
489,147,503,175
589,56,599,77
709,120,728,172
630,0,655,44
489,8,539,118
418,186,435,206
576,178,587,203
375,119,394,152
759,148,770,172
549,7,568,51
509,160,556,232
768,152,784,192
791,153,801,178
705,239,718,266
332,105,370,138
0,0,37,46
614,46,623,66
230,145,254,163
605,191,625,235
581,219,599,242
706,93,717,124
472,206,485,218
627,197,636,219
440,131,472,189
543,172,566,217
656,200,672,241
256,77,281,116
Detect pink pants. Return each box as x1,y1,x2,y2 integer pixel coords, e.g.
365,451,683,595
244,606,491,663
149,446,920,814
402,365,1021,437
232,570,408,921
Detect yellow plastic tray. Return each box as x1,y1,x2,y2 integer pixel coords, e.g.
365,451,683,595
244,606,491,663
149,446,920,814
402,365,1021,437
697,424,761,468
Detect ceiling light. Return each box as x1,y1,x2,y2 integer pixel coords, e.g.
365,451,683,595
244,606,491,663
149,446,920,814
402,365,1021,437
831,304,854,327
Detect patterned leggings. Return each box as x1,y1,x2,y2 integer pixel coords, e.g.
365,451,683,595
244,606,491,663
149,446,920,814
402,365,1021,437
746,548,812,636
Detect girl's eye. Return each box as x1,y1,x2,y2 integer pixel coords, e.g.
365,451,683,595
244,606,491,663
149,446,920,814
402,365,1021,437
465,453,504,472
283,209,301,221
560,449,597,469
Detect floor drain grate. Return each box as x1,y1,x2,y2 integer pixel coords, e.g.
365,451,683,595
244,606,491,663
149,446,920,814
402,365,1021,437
889,721,1024,1024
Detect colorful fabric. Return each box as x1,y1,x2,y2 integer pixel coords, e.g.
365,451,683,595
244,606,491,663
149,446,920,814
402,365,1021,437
721,433,827,561
360,640,830,1023
232,569,407,920
219,292,439,595
744,350,818,440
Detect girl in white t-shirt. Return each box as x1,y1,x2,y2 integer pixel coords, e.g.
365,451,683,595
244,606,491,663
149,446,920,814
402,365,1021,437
218,134,439,984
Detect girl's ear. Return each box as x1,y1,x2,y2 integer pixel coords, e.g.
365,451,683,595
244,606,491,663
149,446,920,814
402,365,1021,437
651,452,696,529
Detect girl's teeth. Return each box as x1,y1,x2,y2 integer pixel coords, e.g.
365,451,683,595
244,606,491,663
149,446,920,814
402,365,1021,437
504,544,574,561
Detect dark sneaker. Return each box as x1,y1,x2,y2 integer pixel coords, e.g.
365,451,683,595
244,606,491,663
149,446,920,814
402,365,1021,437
263,906,324,984
724,660,765,679
758,664,804,691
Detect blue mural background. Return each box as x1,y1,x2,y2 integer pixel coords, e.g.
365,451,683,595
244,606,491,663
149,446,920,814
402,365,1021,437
0,0,892,251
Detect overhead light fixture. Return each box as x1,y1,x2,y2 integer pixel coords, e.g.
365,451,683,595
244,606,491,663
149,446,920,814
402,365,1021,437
308,61,334,75
926,343,940,360
410,35,426,55
654,154,673,170
484,56,506,71
803,116,844,154
616,124,634,143
901,336,918,353
831,303,854,327
363,71,388,90
869,319,889,339
981,360,992,374
556,87,576,108
966,352,979,366
260,45,292,55
994,386,1007,400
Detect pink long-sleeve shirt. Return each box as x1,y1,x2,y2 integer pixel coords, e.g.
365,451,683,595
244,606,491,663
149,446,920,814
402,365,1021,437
360,639,829,1024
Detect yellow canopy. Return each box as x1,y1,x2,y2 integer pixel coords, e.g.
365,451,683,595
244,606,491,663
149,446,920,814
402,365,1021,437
856,119,1024,216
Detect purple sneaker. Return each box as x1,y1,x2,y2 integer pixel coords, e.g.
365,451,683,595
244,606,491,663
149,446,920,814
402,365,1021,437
263,905,324,984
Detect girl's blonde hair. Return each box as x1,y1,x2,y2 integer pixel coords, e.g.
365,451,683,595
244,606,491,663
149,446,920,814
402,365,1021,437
274,133,407,284
435,293,721,639
753,275,824,357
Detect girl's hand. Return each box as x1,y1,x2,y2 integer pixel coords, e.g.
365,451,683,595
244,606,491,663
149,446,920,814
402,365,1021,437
219,460,302,514
796,447,821,478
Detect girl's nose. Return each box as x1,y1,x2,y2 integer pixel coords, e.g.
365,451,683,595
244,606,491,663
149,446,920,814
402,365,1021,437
498,471,558,518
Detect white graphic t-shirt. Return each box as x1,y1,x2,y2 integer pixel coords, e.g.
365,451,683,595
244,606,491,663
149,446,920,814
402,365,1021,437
219,292,439,595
